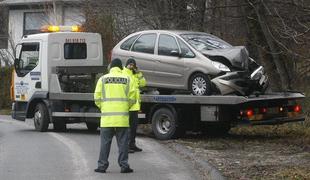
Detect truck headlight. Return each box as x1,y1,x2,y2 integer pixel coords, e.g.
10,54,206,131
211,61,230,72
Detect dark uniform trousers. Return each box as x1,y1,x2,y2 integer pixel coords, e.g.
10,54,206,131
97,127,129,170
129,111,139,147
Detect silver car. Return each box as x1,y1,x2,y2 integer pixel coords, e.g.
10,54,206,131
112,30,268,96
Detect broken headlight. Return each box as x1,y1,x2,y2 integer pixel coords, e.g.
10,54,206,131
211,61,230,72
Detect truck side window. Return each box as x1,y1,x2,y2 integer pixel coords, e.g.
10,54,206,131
64,43,87,59
16,43,40,77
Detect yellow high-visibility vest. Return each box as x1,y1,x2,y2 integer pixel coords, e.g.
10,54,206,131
122,67,146,111
94,67,136,127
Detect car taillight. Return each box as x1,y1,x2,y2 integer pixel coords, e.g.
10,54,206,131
293,105,302,113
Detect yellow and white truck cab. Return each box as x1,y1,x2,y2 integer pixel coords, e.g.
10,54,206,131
11,26,105,131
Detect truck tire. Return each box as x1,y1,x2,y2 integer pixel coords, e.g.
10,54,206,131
86,122,99,131
85,107,99,132
53,118,67,132
151,108,181,140
189,73,212,96
34,103,50,132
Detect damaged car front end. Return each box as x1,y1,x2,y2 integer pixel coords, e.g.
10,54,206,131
182,33,269,96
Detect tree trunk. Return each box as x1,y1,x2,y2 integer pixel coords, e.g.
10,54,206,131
249,0,291,90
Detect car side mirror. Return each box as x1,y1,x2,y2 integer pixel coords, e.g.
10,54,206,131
170,50,180,57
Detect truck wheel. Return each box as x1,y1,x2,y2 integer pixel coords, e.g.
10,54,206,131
189,73,211,96
85,107,99,131
152,108,180,140
86,122,99,131
53,118,67,132
34,103,50,132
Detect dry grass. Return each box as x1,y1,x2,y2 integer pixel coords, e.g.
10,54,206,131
274,167,310,180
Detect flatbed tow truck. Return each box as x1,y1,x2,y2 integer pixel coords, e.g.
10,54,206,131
11,27,305,140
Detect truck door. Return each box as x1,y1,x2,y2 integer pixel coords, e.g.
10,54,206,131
14,42,41,102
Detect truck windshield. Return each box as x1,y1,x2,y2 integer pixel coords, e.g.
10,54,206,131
15,43,40,77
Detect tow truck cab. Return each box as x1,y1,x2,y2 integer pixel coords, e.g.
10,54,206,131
12,29,105,131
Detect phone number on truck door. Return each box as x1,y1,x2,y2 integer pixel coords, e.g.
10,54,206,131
65,38,85,43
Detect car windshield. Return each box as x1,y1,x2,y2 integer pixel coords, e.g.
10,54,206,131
181,33,232,51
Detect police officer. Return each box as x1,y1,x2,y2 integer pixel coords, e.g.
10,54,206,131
94,58,136,173
123,58,146,153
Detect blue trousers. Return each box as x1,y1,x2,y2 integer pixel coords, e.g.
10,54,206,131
97,127,130,170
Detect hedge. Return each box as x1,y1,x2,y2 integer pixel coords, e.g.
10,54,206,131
0,66,12,109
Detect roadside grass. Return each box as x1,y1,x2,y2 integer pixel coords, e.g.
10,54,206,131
231,116,310,145
0,109,11,115
274,166,310,180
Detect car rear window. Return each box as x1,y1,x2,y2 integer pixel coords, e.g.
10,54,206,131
132,33,156,54
64,43,87,59
120,34,139,50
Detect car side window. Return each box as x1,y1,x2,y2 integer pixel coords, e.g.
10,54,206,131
132,34,156,54
120,34,139,50
177,38,195,58
158,34,179,56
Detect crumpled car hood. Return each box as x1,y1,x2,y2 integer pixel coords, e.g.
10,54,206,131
201,46,249,70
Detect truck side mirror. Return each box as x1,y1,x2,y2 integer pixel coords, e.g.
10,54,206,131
15,43,22,59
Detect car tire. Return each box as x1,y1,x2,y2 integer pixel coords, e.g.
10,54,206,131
189,73,212,96
33,103,50,132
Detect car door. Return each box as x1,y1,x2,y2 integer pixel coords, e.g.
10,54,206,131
153,34,186,88
130,33,157,86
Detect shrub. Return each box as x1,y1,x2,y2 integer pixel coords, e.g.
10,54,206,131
0,66,13,109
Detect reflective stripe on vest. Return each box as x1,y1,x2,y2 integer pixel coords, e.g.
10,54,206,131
101,112,129,116
95,98,129,102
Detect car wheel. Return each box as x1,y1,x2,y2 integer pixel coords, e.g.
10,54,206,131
34,103,50,132
189,73,212,95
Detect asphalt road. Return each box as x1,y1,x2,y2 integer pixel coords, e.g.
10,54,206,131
0,115,200,180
